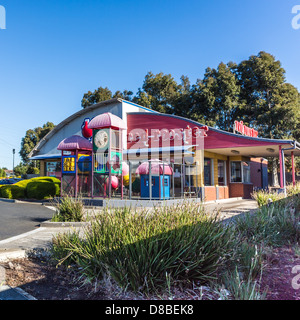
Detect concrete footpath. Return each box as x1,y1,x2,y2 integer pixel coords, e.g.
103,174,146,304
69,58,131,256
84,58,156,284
0,198,258,300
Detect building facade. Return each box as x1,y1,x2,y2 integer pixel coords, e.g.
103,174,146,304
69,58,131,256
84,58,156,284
29,98,300,201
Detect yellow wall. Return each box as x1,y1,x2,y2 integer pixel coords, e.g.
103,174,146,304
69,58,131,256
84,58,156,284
204,151,228,186
40,160,45,176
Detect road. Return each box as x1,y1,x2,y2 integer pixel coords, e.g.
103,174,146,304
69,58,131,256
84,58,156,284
0,201,54,241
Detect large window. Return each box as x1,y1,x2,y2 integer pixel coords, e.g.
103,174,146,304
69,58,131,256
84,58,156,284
218,160,226,185
230,161,242,182
204,158,212,186
230,161,251,183
243,161,251,183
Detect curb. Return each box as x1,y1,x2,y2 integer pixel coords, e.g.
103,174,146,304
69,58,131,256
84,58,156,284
0,249,26,262
40,220,90,228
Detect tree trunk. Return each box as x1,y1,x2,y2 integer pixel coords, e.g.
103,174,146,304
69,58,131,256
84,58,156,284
272,158,279,186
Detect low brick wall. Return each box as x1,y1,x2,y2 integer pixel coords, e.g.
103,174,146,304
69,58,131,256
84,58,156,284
229,183,253,199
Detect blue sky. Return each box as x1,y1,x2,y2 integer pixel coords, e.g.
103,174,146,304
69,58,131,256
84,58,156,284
0,0,300,169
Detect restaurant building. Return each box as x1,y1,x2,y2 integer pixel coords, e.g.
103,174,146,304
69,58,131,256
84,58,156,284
29,98,300,201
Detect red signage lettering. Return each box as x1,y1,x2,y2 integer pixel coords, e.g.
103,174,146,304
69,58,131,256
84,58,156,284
234,120,258,138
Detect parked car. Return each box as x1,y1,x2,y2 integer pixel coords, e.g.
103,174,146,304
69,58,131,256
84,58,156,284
0,179,14,185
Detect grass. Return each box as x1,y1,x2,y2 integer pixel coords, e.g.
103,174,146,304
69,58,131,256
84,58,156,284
51,203,236,293
51,194,84,222
50,190,300,300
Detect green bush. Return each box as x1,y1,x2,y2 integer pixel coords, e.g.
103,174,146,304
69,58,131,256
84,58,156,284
15,177,61,198
234,201,300,247
252,189,284,207
52,203,235,293
31,176,61,184
51,195,84,222
0,185,4,197
26,181,57,200
0,185,25,199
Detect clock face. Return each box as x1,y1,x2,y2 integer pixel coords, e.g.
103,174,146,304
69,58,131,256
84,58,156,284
94,130,109,149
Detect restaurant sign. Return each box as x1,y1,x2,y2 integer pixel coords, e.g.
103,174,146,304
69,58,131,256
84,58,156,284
233,120,258,138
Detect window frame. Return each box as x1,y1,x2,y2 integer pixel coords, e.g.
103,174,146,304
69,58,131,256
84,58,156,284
230,160,251,184
204,157,213,186
217,160,227,186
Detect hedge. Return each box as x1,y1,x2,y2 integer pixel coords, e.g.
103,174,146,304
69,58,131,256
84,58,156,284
26,181,57,200
1,176,61,200
1,185,25,199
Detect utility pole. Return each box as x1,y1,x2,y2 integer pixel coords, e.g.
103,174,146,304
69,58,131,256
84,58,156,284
12,149,15,177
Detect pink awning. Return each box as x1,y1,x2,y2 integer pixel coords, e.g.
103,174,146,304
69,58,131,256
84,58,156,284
136,160,173,175
88,112,126,130
57,135,92,151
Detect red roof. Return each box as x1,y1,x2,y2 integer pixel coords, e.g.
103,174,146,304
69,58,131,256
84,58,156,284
57,135,92,151
88,112,126,130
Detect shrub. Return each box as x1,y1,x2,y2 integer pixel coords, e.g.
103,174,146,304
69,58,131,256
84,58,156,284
0,185,25,199
252,189,284,207
26,181,57,200
234,200,300,247
51,195,84,222
52,203,235,293
15,177,61,198
14,179,31,189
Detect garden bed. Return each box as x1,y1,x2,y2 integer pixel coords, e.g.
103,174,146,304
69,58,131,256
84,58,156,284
3,244,299,300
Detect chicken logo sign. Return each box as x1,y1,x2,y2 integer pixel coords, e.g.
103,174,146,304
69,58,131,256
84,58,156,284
81,118,93,140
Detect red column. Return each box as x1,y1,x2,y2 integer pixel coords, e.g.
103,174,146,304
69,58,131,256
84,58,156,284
75,149,78,198
291,151,296,187
279,146,283,188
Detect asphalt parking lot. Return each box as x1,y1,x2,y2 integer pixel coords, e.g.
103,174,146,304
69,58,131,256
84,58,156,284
0,201,54,241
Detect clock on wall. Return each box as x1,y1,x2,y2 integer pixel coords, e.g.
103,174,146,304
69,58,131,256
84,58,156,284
94,129,109,150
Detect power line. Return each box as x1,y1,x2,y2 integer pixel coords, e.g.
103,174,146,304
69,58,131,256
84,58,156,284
0,137,18,148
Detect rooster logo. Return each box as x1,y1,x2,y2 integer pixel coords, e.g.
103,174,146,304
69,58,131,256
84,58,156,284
81,118,93,140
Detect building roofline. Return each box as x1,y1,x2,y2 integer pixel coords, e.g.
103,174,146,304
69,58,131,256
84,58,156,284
29,98,156,158
127,112,297,146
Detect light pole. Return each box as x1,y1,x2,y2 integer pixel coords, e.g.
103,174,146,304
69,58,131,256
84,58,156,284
12,149,15,177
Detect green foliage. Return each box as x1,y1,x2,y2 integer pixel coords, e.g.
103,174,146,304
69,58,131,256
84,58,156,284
51,203,235,293
20,122,56,163
190,62,242,131
252,189,285,207
81,51,300,148
133,72,181,113
13,163,28,177
51,195,84,222
1,185,25,199
9,176,60,199
234,200,300,247
26,181,57,200
236,51,300,140
81,87,133,108
0,168,6,177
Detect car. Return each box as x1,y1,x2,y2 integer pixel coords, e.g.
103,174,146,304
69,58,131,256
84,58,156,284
0,179,15,185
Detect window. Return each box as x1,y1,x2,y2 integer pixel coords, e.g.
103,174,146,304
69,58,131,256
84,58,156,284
204,158,212,186
230,161,242,182
243,161,251,183
230,161,251,183
218,160,226,185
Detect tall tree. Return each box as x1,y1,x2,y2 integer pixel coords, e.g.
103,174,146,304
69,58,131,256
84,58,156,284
81,87,134,108
190,62,241,130
236,51,300,185
133,72,180,113
172,75,192,118
81,87,113,108
20,122,56,163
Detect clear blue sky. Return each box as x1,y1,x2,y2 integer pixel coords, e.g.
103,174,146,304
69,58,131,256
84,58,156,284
1,0,300,169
